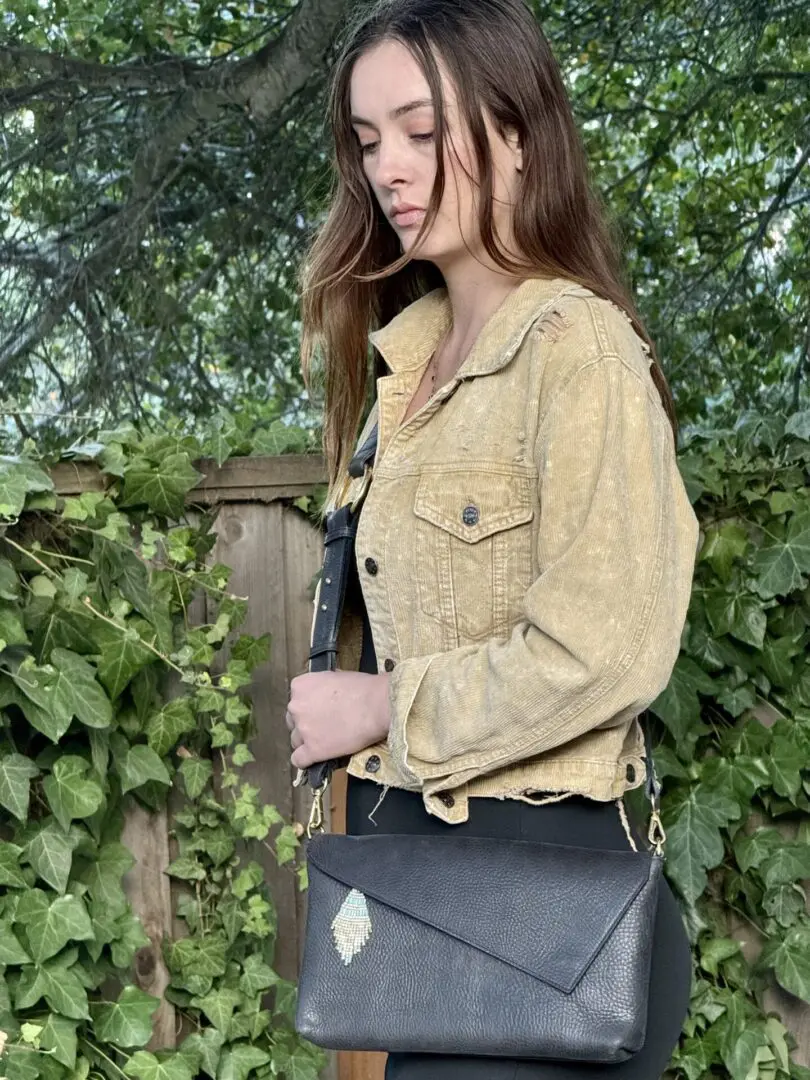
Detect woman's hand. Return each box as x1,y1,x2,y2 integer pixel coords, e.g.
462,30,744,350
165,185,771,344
285,670,392,770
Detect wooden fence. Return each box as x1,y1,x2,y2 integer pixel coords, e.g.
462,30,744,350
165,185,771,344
52,454,384,1080
50,454,809,1078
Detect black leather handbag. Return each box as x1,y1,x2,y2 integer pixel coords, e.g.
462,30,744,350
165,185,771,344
293,423,667,1063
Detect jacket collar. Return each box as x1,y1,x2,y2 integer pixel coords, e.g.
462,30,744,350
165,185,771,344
368,275,576,379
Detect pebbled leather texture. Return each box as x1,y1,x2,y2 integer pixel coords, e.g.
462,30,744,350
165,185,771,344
296,832,661,1061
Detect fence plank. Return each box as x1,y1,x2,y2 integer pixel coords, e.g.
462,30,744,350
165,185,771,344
121,803,176,1049
210,501,301,981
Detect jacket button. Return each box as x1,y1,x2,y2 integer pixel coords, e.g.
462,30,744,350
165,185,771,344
365,755,381,773
461,505,479,526
364,557,378,575
438,792,455,807
383,658,396,672
626,764,636,783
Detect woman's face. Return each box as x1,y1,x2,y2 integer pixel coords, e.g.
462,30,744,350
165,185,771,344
349,39,522,271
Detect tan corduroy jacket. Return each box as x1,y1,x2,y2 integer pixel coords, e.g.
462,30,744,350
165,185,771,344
310,275,701,824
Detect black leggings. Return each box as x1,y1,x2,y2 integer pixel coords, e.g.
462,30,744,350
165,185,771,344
346,774,692,1080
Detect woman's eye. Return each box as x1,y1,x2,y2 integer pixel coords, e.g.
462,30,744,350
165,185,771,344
360,142,378,156
410,132,434,144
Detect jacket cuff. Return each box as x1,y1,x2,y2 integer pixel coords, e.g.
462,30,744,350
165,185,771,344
385,653,435,786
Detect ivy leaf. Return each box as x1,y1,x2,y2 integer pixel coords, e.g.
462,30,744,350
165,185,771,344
705,592,766,648
752,508,810,598
178,756,212,799
649,656,714,747
0,752,39,820
724,1027,768,1080
110,912,151,969
146,699,195,757
663,785,742,903
51,649,113,729
180,1029,224,1079
165,854,206,881
43,755,105,830
15,963,50,1010
191,988,241,1035
238,956,278,996
760,928,810,1004
760,844,810,888
2,1046,40,1080
0,839,27,889
41,960,90,1020
124,1051,194,1080
90,728,110,776
97,631,155,699
267,1044,320,1080
768,734,802,797
39,1014,78,1069
734,827,784,872
166,934,227,979
26,821,74,893
194,826,234,867
81,842,134,911
120,745,171,793
0,606,29,646
699,937,742,976
92,985,161,1048
230,634,271,672
3,675,68,743
0,918,32,964
216,1044,271,1080
0,556,20,600
701,755,769,805
0,460,41,518
32,603,98,659
16,890,94,963
763,884,807,927
121,454,202,518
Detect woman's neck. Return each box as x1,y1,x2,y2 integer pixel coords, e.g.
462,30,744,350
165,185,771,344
437,261,526,370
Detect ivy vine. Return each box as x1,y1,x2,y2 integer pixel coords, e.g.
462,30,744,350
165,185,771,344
0,424,326,1080
646,409,810,1080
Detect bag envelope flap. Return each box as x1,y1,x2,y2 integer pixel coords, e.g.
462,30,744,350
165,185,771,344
308,833,656,994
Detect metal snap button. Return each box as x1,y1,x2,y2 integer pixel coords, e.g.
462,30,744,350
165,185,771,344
364,557,379,575
438,792,455,807
461,505,479,526
383,658,396,672
626,764,636,783
365,755,381,773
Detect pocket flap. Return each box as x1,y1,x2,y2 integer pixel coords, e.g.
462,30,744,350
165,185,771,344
307,833,659,993
414,469,534,542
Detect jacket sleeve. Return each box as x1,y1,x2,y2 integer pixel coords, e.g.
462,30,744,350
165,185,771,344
384,347,700,791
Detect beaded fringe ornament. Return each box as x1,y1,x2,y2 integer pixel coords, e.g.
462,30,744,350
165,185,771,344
331,888,372,964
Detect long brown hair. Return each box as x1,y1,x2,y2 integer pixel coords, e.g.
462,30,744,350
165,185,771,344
300,0,678,505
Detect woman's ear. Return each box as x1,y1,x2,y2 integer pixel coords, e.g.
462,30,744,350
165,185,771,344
505,125,523,173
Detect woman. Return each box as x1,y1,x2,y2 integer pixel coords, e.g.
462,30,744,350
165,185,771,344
285,0,700,1076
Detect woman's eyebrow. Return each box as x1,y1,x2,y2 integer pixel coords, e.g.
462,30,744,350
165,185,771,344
350,98,434,127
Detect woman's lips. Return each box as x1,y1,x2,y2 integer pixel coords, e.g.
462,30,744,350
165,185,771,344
392,208,426,227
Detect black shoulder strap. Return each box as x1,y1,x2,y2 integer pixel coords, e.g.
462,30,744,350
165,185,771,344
299,424,379,790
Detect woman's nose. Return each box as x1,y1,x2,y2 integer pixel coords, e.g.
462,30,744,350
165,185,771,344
374,138,411,188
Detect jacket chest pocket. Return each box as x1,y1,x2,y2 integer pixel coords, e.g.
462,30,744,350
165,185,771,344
413,467,536,642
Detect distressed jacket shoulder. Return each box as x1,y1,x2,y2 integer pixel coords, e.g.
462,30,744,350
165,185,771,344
310,276,701,823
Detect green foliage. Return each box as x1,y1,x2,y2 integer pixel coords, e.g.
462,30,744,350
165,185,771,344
639,409,810,1079
4,409,810,1080
1,1,808,447
0,433,325,1079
